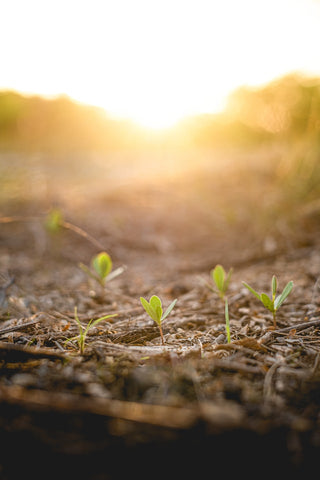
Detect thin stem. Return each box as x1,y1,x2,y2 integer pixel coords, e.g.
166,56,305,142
273,311,277,329
225,298,231,343
79,336,85,355
61,220,105,250
159,324,165,345
0,216,105,250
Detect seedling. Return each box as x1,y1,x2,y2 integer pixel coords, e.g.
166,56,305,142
65,306,117,354
204,264,233,300
225,298,231,343
44,208,63,234
79,251,125,287
242,275,293,328
140,295,177,345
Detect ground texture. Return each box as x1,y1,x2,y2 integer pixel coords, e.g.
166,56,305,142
1,150,320,478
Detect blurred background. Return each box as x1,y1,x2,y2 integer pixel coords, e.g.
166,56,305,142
1,0,320,266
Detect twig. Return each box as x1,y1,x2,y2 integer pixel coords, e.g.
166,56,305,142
276,318,320,333
0,215,105,250
0,319,42,337
263,361,280,400
61,220,105,250
0,341,66,362
0,215,40,224
209,356,264,375
0,385,198,429
259,318,320,345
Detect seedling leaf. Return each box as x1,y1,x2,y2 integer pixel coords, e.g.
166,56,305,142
150,295,163,323
274,281,294,310
66,307,118,354
210,265,233,300
90,313,118,328
74,306,82,331
162,298,177,321
242,282,261,301
140,295,177,344
150,295,162,310
212,265,225,292
225,268,233,291
272,275,277,299
45,208,63,233
92,252,112,280
105,265,127,282
243,276,293,328
140,297,159,323
260,293,275,312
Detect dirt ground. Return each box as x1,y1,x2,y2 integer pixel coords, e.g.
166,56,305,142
1,149,320,479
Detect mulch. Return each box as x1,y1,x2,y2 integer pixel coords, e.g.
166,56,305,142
1,157,320,478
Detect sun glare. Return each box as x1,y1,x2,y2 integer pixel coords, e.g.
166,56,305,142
93,93,228,130
129,112,182,131
1,0,320,129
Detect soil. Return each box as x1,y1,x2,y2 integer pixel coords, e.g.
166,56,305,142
1,149,320,479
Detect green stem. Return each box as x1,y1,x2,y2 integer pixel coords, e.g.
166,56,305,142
225,298,231,343
79,335,85,354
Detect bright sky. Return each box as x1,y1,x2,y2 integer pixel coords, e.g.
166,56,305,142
1,0,320,128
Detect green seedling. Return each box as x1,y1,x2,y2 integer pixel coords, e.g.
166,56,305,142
79,251,125,287
44,208,63,234
225,298,231,343
65,306,117,354
140,295,177,345
206,264,233,300
242,275,293,328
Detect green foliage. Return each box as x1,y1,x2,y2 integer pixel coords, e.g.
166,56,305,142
140,295,177,344
210,264,233,300
79,251,125,287
243,275,293,328
65,306,117,354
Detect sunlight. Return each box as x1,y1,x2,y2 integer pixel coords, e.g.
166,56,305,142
94,90,228,130
128,110,184,130
1,0,320,129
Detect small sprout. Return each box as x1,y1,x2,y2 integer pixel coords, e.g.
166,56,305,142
44,208,63,234
225,298,231,343
242,275,293,328
140,295,177,345
79,251,125,287
92,251,113,281
209,264,233,300
65,306,117,354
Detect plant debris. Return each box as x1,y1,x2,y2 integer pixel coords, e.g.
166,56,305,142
1,156,320,479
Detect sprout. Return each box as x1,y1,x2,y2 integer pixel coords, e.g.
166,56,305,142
243,275,293,328
65,306,117,354
211,264,233,300
140,295,177,345
79,251,125,287
44,208,63,234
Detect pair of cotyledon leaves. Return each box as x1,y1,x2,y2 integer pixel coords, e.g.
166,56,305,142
211,264,233,299
140,295,177,325
92,252,112,279
89,252,125,283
